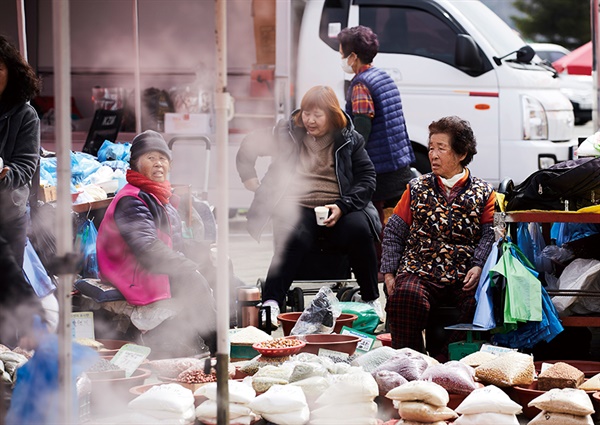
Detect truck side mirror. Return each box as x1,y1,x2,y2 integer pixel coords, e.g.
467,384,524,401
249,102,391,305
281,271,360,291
455,34,483,72
516,45,535,64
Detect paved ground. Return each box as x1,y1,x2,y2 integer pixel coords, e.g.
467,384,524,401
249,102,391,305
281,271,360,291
227,212,387,332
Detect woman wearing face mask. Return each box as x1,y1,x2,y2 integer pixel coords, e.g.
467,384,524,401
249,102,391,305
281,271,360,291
236,85,382,327
338,25,415,277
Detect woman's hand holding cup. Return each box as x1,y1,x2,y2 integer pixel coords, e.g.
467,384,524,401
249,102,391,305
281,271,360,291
323,204,342,227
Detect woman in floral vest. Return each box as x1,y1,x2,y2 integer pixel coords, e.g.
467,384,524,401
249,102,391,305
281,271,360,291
381,116,496,357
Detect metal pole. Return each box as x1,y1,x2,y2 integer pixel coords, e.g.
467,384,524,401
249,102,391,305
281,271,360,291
275,0,292,122
133,0,142,133
215,0,230,424
590,0,600,132
16,0,28,61
52,0,74,423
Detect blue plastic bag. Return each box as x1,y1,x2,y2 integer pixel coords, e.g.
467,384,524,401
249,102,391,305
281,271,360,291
76,220,99,278
517,222,535,267
6,331,98,425
97,140,131,162
22,237,55,297
70,151,102,187
473,240,499,329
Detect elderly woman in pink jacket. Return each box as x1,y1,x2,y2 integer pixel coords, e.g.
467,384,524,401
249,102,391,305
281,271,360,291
97,130,216,357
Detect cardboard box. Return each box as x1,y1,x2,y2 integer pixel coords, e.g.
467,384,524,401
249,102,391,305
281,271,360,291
164,113,211,135
40,186,57,202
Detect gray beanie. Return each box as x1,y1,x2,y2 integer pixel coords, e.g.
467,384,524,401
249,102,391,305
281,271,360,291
129,130,171,167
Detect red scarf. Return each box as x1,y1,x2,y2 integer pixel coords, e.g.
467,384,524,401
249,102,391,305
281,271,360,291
126,169,172,205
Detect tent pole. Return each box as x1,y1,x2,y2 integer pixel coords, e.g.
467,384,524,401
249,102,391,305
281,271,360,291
593,0,599,132
133,0,142,133
215,0,230,423
275,0,291,121
16,0,27,60
53,0,75,423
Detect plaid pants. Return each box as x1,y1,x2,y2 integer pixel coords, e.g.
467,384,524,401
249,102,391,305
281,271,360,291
386,272,477,354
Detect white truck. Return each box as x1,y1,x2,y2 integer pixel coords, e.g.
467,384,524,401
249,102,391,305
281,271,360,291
294,0,579,185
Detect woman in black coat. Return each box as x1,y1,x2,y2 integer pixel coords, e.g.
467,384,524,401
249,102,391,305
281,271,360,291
237,85,382,326
0,34,41,267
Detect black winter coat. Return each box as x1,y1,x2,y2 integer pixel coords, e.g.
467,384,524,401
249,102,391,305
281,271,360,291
236,110,381,241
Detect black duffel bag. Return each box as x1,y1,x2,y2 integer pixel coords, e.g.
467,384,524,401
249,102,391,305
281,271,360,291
505,157,600,211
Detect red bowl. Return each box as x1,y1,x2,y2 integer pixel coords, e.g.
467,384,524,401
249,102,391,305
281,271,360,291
376,333,392,347
95,339,132,356
296,334,361,356
90,367,151,415
252,337,306,357
277,312,358,336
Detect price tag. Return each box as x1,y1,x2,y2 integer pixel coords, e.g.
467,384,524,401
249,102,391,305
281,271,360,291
340,326,376,353
71,312,95,339
110,344,152,378
480,343,517,355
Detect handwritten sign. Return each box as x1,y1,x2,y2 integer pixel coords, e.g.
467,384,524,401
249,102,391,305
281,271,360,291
111,344,151,378
71,312,94,339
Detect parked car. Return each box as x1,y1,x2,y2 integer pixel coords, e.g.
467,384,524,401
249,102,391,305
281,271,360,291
529,42,570,63
558,73,593,125
530,43,592,125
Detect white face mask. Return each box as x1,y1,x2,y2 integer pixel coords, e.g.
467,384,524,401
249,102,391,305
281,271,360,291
341,55,354,74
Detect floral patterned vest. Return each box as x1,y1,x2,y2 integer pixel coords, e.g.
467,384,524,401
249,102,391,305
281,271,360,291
401,173,493,285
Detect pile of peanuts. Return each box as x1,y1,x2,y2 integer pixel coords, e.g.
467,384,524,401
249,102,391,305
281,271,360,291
177,368,218,384
256,337,303,349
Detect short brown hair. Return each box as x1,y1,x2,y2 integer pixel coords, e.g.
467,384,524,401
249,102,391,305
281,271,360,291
338,26,379,64
293,86,347,130
428,116,477,166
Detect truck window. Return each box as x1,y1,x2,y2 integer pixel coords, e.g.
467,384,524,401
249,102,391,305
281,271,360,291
360,6,457,67
319,0,351,50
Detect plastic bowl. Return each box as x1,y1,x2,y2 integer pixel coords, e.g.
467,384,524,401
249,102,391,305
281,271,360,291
513,380,596,419
90,367,151,414
277,312,358,336
95,339,131,356
376,333,392,347
296,334,361,356
252,337,306,357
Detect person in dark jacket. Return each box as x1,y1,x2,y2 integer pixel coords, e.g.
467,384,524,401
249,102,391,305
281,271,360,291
97,130,216,356
338,25,416,273
237,85,382,327
0,34,42,267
